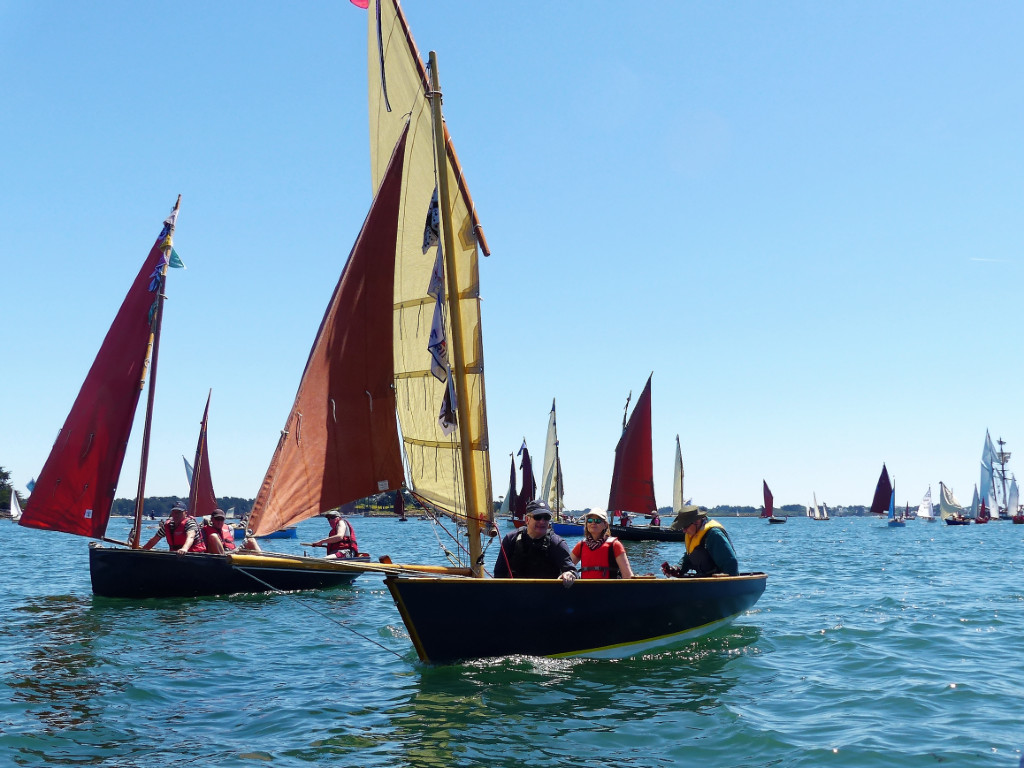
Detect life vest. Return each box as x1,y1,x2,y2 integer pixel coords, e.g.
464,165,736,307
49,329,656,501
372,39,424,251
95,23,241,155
201,522,235,551
578,537,621,579
327,517,358,556
507,528,556,578
164,515,206,553
683,520,730,575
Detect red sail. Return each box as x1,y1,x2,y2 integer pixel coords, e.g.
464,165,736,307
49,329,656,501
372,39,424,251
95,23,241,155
505,455,519,521
869,464,892,516
607,375,656,514
762,480,774,518
20,225,171,538
187,392,218,520
247,125,409,536
514,446,536,517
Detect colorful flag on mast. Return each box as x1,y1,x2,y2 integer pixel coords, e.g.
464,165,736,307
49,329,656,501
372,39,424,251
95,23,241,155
422,186,440,254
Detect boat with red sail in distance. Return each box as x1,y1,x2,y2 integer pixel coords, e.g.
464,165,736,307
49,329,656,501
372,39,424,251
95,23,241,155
369,0,765,663
762,480,786,523
600,376,687,542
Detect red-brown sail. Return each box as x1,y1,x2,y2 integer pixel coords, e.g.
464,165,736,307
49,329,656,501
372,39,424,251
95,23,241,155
20,209,178,539
870,464,892,516
513,444,536,519
607,375,656,514
247,125,409,536
762,480,774,518
187,391,218,520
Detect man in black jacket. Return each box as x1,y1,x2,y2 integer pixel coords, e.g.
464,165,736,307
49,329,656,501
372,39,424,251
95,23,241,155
493,500,576,583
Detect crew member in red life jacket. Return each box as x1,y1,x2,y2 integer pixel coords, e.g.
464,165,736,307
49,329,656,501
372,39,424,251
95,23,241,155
570,510,634,579
312,510,358,559
142,501,207,554
201,508,236,554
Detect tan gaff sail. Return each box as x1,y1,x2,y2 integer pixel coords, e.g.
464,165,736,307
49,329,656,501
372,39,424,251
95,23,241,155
540,400,563,516
369,0,492,524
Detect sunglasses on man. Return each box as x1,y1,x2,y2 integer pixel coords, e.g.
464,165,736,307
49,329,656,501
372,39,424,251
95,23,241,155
529,513,551,521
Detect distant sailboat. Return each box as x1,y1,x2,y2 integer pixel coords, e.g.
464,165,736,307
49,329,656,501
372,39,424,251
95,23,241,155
498,454,516,522
540,400,581,537
9,490,22,522
917,486,937,522
762,480,786,523
976,494,991,524
672,435,684,515
540,400,564,518
510,441,537,529
939,482,971,525
870,464,903,526
1010,478,1022,524
808,492,830,521
607,376,687,542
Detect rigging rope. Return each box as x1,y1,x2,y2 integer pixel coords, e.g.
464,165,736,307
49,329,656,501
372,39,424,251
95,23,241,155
232,566,404,660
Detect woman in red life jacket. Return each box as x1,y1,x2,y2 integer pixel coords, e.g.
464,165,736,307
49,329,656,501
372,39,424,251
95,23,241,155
570,510,634,579
201,508,236,554
142,501,207,554
311,510,358,559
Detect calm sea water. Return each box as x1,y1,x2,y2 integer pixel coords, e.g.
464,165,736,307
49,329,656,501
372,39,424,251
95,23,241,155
2,515,1022,767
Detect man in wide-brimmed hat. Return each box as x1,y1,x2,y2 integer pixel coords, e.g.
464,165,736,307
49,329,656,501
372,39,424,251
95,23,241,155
662,505,738,577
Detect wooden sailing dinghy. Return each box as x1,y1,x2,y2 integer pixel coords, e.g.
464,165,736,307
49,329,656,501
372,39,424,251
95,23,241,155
26,155,436,598
366,0,765,663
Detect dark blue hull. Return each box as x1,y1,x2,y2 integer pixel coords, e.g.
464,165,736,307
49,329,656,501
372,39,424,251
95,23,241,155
89,545,361,598
386,572,767,664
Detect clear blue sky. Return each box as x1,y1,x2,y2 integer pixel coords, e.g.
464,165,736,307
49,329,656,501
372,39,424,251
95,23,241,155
3,1,1023,512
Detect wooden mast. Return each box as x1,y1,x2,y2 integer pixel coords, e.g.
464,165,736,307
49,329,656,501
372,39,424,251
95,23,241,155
130,195,180,548
427,52,484,575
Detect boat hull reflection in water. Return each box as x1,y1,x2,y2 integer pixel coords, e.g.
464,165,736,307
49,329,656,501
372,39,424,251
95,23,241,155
386,572,767,664
89,545,362,598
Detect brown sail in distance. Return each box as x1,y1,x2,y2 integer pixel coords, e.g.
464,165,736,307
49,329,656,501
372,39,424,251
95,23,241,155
607,375,657,514
187,390,218,520
870,464,893,516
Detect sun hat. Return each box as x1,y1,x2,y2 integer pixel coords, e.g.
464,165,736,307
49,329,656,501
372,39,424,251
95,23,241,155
671,505,707,530
585,510,608,524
